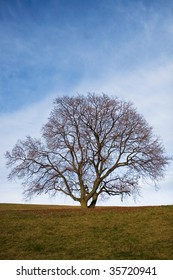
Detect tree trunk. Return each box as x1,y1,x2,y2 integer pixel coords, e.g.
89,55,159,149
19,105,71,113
80,199,88,208
80,193,98,208
88,193,98,208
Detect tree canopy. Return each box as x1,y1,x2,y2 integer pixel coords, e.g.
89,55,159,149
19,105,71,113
5,93,171,208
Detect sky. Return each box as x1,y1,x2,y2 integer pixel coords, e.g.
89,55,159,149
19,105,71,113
0,0,173,206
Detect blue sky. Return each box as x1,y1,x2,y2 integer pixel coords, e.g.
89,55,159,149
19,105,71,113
0,0,173,206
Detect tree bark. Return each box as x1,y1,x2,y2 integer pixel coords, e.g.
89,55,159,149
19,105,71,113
88,193,98,208
80,199,88,208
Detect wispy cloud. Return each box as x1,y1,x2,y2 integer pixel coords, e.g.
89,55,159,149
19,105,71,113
0,94,56,203
0,0,172,205
1,0,173,112
74,57,173,206
75,58,173,149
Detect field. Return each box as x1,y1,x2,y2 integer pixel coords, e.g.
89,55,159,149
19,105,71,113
0,203,173,260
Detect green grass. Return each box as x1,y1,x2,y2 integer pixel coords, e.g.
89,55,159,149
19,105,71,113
0,203,173,260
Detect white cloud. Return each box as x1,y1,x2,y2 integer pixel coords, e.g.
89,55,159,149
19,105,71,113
1,67,172,206
0,94,55,203
0,96,53,146
74,59,173,206
75,59,173,140
1,0,172,206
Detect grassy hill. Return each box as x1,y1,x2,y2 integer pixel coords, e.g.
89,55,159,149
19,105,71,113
0,203,173,260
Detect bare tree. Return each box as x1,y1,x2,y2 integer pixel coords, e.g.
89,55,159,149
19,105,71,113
5,93,171,208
